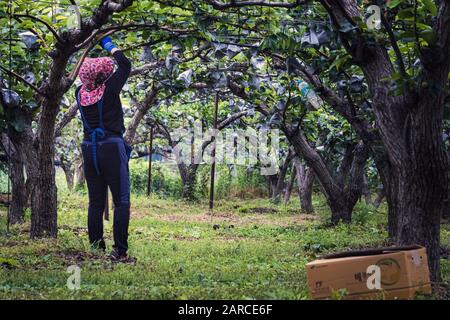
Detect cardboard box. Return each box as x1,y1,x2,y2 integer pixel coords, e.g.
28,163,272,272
305,245,432,300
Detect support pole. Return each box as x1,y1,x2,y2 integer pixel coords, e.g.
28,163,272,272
209,92,219,211
147,127,154,197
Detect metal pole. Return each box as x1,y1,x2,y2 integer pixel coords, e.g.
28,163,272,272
147,127,153,197
209,92,219,211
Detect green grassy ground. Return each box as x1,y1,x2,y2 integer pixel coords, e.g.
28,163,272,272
0,178,448,299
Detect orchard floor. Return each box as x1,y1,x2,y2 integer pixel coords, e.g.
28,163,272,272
0,191,449,299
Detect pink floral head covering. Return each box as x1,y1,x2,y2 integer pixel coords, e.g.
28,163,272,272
78,57,115,106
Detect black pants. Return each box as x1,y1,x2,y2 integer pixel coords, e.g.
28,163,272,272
81,136,131,256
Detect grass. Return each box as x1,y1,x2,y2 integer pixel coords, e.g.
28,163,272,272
0,172,448,299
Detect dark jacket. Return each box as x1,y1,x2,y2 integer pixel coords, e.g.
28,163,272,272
75,50,131,139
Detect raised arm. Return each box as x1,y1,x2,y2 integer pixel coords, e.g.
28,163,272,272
100,37,132,93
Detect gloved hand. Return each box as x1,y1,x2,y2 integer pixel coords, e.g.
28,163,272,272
100,36,117,53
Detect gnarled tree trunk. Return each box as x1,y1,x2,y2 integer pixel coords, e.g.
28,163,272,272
60,153,74,191
9,149,26,224
287,128,368,223
179,163,199,201
30,99,60,238
1,134,26,224
293,157,315,214
74,159,85,189
283,165,296,204
361,173,371,204
443,149,450,219
271,149,294,202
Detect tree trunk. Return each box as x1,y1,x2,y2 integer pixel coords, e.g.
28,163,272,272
1,134,26,224
60,154,74,191
179,164,199,201
65,167,74,191
293,157,315,214
268,174,278,199
74,159,85,189
283,165,296,204
386,113,447,281
30,100,59,238
271,150,294,202
373,187,385,208
361,173,372,204
9,152,26,224
443,149,450,219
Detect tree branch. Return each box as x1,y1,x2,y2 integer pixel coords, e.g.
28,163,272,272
206,0,305,9
0,65,47,97
381,12,407,78
124,84,159,145
14,14,62,43
54,102,78,138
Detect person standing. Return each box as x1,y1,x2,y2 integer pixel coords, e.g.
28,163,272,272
75,36,133,261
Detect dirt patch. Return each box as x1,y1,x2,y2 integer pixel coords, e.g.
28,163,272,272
216,234,247,241
173,235,199,241
154,210,316,228
54,249,106,264
248,207,278,214
156,213,236,224
131,210,151,219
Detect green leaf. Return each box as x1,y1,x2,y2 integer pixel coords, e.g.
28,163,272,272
388,0,404,9
397,8,414,20
421,0,437,16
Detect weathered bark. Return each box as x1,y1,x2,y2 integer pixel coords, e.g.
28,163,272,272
373,187,385,209
0,104,37,223
31,99,59,238
267,174,277,198
283,165,296,204
124,86,158,145
336,144,356,189
361,173,372,205
60,153,74,191
293,157,315,214
271,149,294,202
443,149,450,219
54,103,78,138
179,163,199,201
9,149,26,224
74,159,85,188
0,134,26,224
